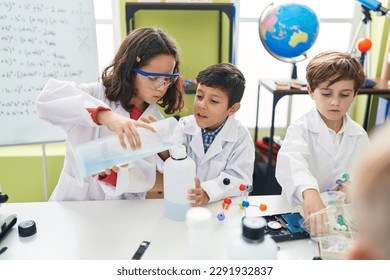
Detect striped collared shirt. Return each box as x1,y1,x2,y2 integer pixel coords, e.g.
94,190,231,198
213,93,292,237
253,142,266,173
201,119,227,153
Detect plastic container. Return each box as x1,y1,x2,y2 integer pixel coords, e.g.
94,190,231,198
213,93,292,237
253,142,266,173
227,216,278,260
163,144,196,221
186,207,213,259
72,117,182,177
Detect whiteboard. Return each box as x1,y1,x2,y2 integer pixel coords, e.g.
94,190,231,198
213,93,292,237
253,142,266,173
0,0,99,146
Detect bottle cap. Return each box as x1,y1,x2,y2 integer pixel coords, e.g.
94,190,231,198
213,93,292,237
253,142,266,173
0,192,9,203
242,217,266,243
18,220,37,237
186,207,212,227
170,144,187,160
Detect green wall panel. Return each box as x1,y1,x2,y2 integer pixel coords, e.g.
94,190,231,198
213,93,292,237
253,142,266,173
0,144,65,202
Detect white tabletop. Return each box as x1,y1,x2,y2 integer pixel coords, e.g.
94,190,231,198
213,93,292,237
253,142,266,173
0,195,318,260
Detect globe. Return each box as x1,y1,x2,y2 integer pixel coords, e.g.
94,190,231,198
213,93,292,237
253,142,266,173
258,3,319,62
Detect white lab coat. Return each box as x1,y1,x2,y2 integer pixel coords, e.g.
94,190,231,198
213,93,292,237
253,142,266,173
180,115,255,202
37,79,164,201
275,108,369,207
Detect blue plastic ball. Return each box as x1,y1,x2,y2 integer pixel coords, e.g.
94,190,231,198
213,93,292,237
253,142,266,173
217,212,225,221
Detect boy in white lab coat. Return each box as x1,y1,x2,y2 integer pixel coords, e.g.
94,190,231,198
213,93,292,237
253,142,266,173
345,122,390,260
275,51,369,226
180,63,255,206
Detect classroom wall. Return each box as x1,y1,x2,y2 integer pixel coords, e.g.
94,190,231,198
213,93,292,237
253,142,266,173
0,144,64,202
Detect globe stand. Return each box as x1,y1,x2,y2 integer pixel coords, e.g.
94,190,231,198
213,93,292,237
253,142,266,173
349,5,377,129
349,6,373,81
289,56,307,83
291,63,297,80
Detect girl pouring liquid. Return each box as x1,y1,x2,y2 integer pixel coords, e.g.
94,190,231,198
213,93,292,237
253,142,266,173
37,27,184,201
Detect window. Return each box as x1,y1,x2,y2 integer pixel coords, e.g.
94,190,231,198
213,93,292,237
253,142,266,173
93,0,119,74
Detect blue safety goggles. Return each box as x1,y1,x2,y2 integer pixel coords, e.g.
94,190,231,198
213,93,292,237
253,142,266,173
133,68,180,78
134,68,180,90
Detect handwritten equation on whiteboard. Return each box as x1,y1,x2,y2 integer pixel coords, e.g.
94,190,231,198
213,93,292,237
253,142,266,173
0,0,98,118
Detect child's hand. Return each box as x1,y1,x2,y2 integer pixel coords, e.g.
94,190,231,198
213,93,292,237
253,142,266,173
140,115,158,124
140,116,170,160
97,110,156,150
338,180,352,203
188,177,210,207
302,189,328,237
92,164,128,178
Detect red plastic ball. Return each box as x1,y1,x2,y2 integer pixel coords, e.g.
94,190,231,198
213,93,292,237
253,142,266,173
239,184,246,191
357,38,372,53
259,204,267,211
223,197,232,205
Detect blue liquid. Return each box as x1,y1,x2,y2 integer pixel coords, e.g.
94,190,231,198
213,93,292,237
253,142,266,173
73,117,183,177
164,200,190,221
79,142,177,177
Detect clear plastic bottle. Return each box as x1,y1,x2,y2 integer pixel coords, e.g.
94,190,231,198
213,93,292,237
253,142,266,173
71,117,182,177
185,207,213,259
164,144,196,221
227,216,278,260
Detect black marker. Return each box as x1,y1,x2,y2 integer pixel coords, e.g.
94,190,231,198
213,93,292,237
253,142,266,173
131,241,150,260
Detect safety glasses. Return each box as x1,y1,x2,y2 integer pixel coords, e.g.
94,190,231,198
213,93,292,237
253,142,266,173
134,68,179,90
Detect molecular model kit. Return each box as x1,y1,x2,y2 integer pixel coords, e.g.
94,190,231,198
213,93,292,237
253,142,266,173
216,184,267,222
324,173,352,232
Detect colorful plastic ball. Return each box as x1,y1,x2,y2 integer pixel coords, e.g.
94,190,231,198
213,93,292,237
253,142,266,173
342,173,350,181
245,185,253,193
239,184,246,191
242,201,249,208
357,38,372,53
241,216,246,222
259,204,267,211
223,197,232,205
239,203,244,209
336,179,343,186
217,212,225,221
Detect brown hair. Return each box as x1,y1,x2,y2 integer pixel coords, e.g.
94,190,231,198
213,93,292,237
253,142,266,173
101,27,184,114
306,51,365,95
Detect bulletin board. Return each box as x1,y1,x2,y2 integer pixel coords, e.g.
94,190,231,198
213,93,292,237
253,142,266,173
0,0,99,146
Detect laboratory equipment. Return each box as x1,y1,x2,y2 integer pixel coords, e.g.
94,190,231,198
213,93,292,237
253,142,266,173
72,117,183,177
227,216,278,260
186,207,213,259
164,144,196,221
216,184,267,222
0,191,17,244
